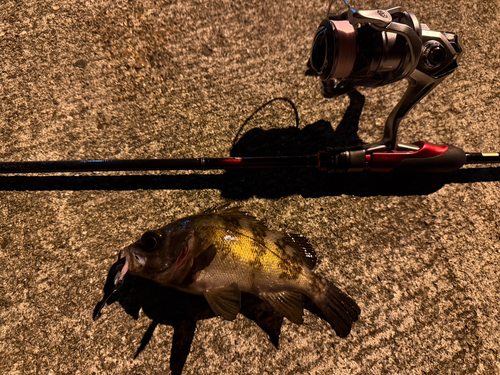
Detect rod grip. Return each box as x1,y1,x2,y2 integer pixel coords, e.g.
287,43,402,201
369,142,466,173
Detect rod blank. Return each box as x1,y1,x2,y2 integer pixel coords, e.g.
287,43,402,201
0,155,319,174
465,152,500,164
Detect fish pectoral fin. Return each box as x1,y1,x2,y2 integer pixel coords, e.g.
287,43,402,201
204,283,241,321
259,291,304,324
182,245,218,286
192,244,217,274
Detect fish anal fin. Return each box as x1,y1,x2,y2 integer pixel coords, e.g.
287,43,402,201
260,291,304,324
283,233,317,270
204,283,241,321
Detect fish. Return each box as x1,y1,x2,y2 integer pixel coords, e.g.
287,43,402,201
115,205,360,336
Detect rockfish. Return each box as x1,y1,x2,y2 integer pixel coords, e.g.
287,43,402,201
116,205,360,336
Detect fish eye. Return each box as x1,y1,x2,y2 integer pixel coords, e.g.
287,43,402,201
140,230,162,252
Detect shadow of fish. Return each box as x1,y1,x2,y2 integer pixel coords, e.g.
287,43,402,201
115,205,360,336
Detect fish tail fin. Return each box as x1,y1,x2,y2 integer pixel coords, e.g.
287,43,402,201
312,278,360,337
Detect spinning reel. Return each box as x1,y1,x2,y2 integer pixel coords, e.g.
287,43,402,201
310,0,462,151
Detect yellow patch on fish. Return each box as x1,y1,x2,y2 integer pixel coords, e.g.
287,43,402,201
210,227,302,280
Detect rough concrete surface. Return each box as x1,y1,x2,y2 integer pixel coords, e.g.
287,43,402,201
1,0,499,374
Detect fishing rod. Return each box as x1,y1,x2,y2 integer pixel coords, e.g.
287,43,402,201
2,1,499,176
1,143,498,174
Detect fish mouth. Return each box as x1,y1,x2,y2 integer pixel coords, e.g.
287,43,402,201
93,248,130,321
114,247,130,286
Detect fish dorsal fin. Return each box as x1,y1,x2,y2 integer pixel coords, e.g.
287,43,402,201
259,291,304,324
211,206,259,223
203,204,256,221
282,233,317,270
204,283,241,321
202,203,232,214
208,206,270,236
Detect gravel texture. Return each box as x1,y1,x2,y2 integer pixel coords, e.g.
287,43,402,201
1,0,499,374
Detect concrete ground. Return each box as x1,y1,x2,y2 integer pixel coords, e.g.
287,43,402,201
1,0,499,374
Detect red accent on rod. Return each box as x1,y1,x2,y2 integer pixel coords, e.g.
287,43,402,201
367,142,449,172
316,152,326,172
217,158,243,165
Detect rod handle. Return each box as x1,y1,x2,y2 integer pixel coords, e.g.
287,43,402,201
368,142,466,173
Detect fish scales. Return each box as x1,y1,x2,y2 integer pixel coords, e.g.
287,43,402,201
194,226,308,293
115,205,360,337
